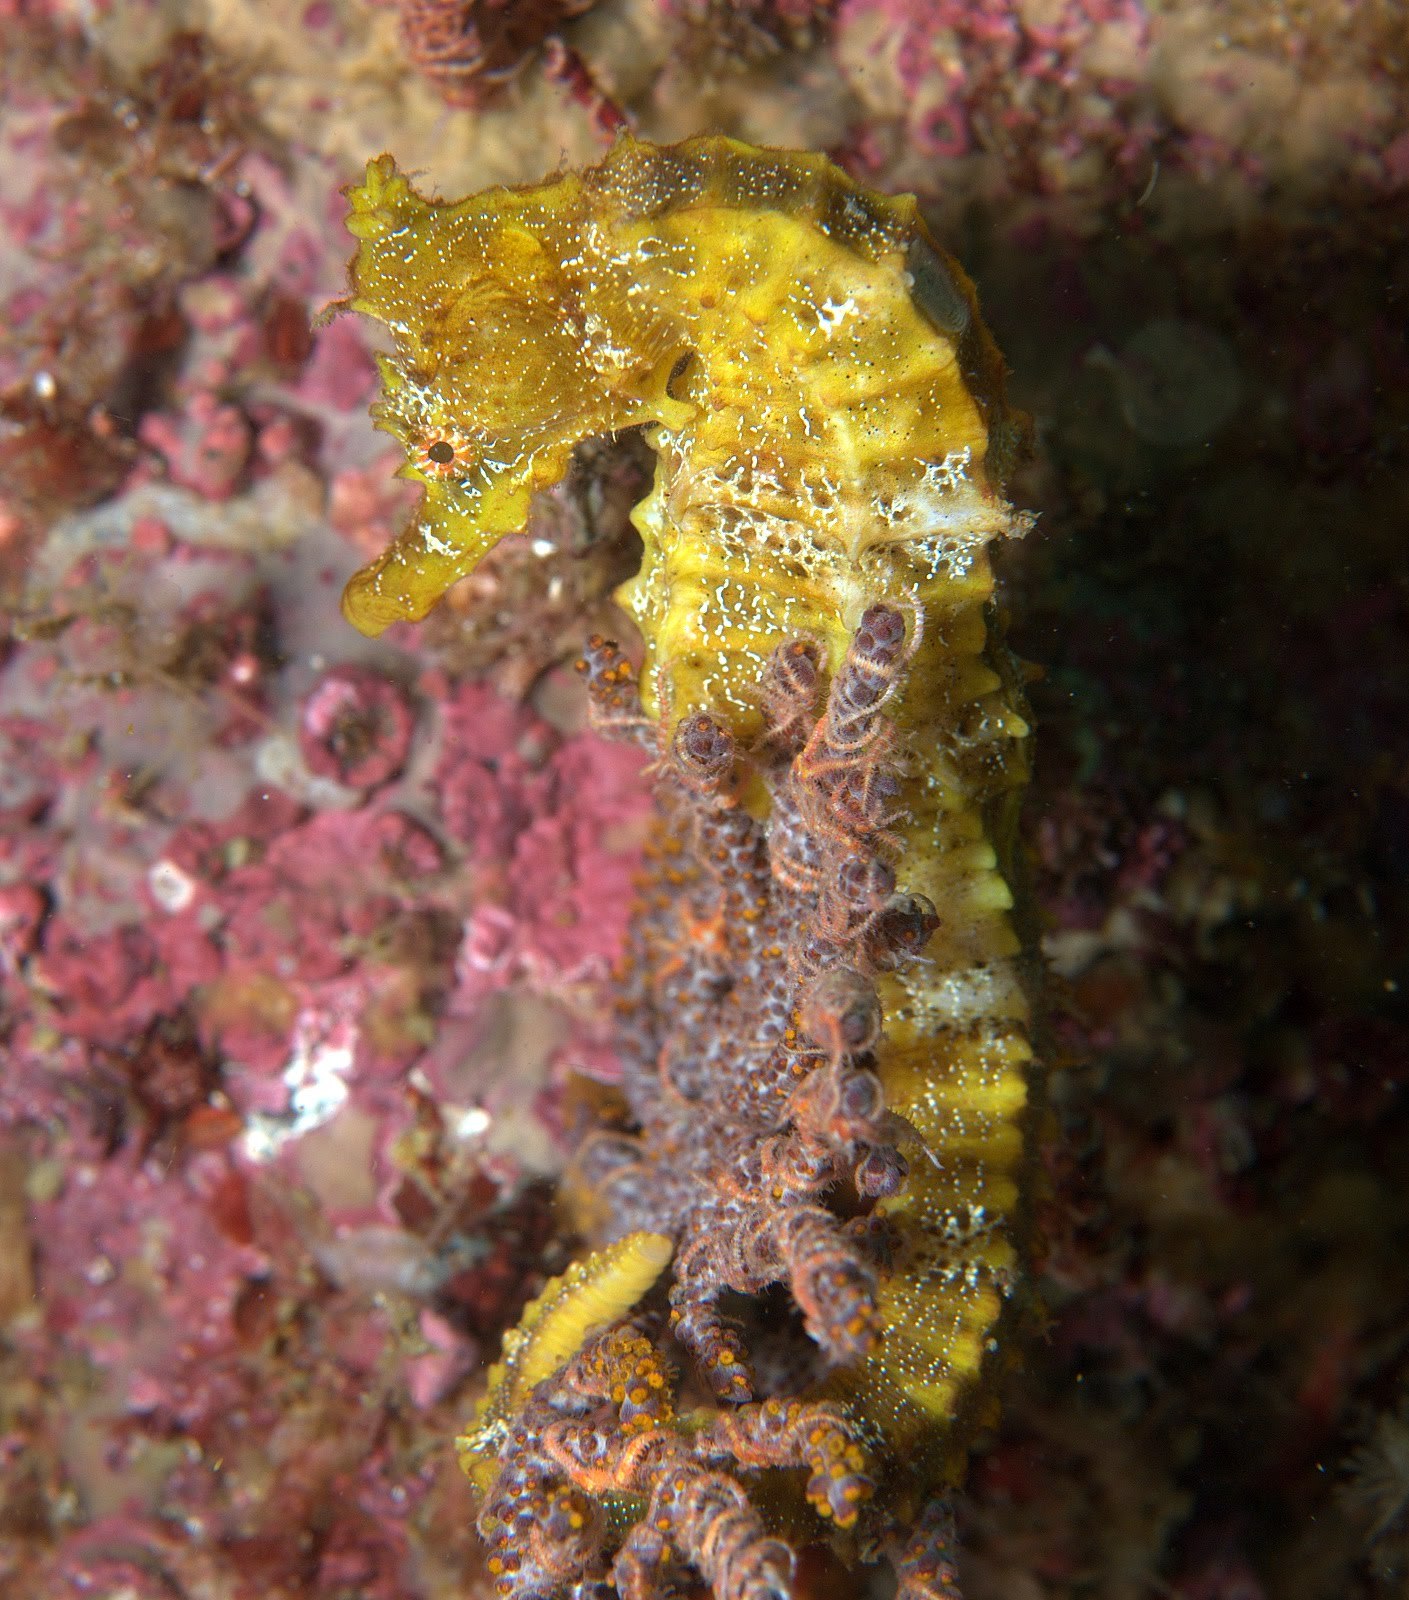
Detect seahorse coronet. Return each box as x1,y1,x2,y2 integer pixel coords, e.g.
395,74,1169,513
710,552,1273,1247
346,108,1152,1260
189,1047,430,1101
342,134,1038,1594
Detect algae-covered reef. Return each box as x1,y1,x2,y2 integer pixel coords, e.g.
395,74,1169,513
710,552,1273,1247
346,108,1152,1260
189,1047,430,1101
1,6,1406,1600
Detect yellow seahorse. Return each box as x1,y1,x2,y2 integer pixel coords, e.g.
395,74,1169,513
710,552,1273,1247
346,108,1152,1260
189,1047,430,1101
338,134,1036,1591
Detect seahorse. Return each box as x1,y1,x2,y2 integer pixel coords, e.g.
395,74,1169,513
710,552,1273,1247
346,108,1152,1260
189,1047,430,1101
337,135,1037,1597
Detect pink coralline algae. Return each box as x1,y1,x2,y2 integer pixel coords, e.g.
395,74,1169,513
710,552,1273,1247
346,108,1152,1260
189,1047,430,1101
0,22,259,579
296,313,382,414
138,390,256,502
0,883,46,975
838,0,1153,171
434,679,652,997
0,503,651,1594
835,0,1409,224
299,665,416,790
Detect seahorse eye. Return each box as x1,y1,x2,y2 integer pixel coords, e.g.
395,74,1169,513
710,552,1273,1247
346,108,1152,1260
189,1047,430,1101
426,439,455,465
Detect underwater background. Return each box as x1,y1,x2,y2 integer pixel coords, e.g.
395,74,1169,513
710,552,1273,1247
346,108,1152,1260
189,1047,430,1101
0,1,1406,1596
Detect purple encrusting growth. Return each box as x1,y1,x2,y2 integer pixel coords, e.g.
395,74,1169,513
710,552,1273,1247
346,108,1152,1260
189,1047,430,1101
576,613,925,1399
462,609,961,1599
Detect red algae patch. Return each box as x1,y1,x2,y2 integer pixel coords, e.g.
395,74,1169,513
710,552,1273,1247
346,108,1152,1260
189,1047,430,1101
299,664,417,789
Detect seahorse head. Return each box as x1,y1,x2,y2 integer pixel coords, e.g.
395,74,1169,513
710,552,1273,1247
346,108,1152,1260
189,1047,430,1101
337,154,694,635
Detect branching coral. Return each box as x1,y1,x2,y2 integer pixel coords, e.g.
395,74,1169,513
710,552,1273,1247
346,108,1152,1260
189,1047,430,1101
337,134,1038,1595
393,0,599,107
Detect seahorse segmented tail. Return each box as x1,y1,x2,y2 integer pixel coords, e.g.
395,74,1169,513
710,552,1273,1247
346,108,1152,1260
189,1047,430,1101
338,135,1037,1594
